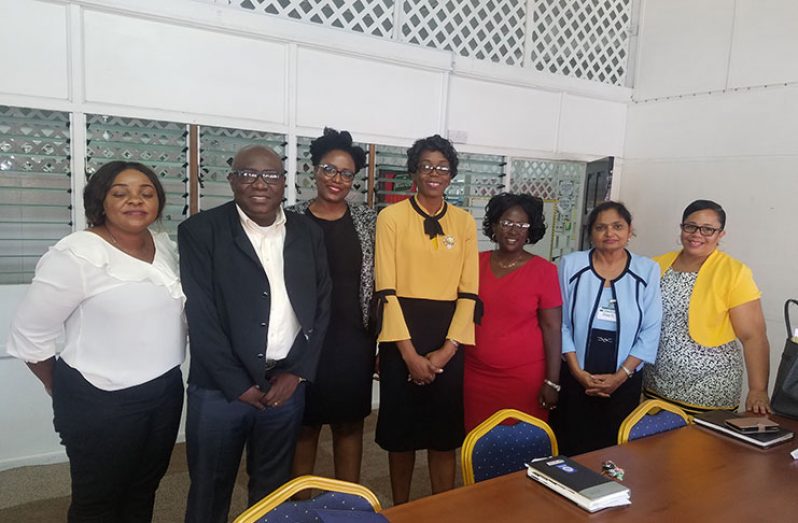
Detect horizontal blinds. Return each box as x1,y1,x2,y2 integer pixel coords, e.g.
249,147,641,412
373,145,412,210
0,106,72,284
86,115,188,239
198,126,285,211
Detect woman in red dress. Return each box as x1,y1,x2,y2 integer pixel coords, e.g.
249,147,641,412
464,193,563,432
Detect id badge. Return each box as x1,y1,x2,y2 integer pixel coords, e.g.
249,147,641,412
596,307,617,323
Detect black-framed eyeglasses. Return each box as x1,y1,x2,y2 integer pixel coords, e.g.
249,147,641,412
680,223,722,237
317,163,356,181
499,220,531,230
417,163,451,176
230,169,286,185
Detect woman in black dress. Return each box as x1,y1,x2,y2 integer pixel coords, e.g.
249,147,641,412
288,128,377,488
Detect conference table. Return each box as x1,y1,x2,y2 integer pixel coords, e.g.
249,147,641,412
382,416,798,522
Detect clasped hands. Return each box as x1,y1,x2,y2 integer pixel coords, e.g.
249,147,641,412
576,369,627,398
404,341,457,386
238,372,301,410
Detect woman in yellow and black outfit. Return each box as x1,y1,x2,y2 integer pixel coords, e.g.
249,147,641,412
374,135,479,505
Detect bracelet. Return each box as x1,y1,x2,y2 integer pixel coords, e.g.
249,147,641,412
621,365,634,379
543,379,561,392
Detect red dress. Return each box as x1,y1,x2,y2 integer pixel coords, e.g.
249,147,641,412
463,251,562,432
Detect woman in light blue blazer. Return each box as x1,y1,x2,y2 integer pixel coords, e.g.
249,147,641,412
551,201,662,456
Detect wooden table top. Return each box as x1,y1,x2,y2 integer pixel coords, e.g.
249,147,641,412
383,416,798,522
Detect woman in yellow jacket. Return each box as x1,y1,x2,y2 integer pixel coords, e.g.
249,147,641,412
643,200,771,414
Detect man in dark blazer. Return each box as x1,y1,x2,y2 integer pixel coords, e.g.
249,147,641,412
179,145,331,523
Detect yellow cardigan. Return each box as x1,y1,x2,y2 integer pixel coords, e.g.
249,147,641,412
654,249,760,347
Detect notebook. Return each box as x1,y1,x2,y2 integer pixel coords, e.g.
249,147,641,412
526,456,630,513
693,410,795,448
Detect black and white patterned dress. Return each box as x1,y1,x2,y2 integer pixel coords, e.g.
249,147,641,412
643,269,742,411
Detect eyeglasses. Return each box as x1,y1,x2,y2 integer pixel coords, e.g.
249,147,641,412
317,163,356,181
230,169,285,185
418,163,451,176
499,220,531,230
680,223,722,236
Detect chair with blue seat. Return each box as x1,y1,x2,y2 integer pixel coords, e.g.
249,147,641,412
460,408,558,486
233,475,383,523
617,399,691,445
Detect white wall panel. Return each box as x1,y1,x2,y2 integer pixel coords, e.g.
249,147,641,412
447,77,560,152
0,0,69,100
83,11,287,124
295,48,444,140
728,0,798,88
634,0,735,99
558,95,627,157
625,86,798,159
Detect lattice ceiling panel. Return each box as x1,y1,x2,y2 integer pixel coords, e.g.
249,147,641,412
528,0,631,86
401,0,527,65
236,0,396,37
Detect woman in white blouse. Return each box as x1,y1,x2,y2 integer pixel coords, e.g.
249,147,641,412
6,161,186,522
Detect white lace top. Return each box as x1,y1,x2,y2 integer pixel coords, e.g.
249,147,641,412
6,230,186,391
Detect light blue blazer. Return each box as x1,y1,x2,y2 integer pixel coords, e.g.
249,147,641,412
559,249,662,371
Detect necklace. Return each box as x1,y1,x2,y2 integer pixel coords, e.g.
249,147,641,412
105,227,150,260
494,251,525,270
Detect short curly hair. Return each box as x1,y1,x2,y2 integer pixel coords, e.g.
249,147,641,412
84,161,166,227
407,134,459,178
309,127,367,172
483,193,546,244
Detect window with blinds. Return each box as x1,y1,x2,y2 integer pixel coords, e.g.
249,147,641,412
295,136,369,205
373,144,413,210
198,126,286,211
0,107,72,284
86,115,189,239
448,152,506,242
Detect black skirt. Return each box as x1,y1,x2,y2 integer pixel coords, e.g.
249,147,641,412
375,297,464,452
550,364,642,456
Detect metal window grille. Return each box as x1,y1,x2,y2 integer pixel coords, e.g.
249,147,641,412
198,126,285,211
295,136,369,204
510,158,585,260
401,0,527,65
528,0,632,86
0,107,72,284
85,115,189,239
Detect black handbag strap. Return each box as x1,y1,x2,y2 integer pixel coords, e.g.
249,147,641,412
784,299,798,337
